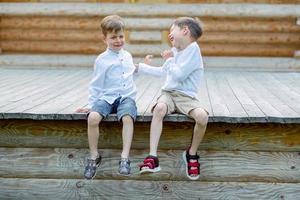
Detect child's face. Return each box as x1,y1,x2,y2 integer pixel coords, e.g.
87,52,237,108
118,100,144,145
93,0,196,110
104,30,125,52
168,24,186,49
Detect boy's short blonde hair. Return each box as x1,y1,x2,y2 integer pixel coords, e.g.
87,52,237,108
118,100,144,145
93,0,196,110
100,15,125,36
173,17,203,40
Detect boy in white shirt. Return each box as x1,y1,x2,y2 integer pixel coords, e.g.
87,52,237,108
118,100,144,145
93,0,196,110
136,17,209,180
77,15,137,179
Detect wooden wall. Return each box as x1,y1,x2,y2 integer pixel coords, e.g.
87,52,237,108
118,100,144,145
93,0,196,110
0,0,299,3
1,16,299,57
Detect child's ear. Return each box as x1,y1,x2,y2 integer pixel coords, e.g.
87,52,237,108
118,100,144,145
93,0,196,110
183,26,189,35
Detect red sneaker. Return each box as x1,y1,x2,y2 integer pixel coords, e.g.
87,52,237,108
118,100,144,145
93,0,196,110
139,155,161,174
182,148,200,180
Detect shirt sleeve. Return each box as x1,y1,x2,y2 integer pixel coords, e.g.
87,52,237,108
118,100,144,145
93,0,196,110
166,46,203,82
88,59,105,108
138,63,167,77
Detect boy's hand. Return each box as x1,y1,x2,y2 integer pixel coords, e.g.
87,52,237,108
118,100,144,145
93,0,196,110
76,108,90,113
161,50,173,60
144,55,153,65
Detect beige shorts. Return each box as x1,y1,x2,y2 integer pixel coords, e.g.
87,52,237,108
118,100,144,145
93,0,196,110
151,90,209,116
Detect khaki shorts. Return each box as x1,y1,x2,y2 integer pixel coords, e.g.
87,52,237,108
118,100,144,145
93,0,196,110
151,90,209,116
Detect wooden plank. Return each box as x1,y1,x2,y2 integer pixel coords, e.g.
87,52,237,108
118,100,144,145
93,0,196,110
3,17,300,33
0,70,82,112
0,148,299,183
0,120,299,151
213,72,248,118
1,40,105,54
136,77,163,119
2,55,299,71
195,72,213,115
129,31,162,43
200,32,300,44
0,178,299,200
3,28,299,44
245,73,300,115
241,72,299,118
225,72,274,120
127,43,299,57
206,72,231,117
26,75,91,114
0,4,299,18
0,70,67,106
0,0,299,3
0,28,102,41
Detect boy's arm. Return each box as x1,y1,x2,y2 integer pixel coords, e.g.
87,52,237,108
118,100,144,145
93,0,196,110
87,60,105,109
167,48,203,82
137,62,166,77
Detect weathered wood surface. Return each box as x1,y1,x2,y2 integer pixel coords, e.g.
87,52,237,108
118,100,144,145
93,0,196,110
0,148,299,182
0,68,299,123
1,0,299,3
0,178,299,200
0,120,299,150
1,14,299,56
2,17,299,33
1,54,300,71
0,3,299,18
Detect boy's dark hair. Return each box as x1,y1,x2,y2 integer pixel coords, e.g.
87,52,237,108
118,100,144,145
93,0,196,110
100,15,125,36
173,17,203,40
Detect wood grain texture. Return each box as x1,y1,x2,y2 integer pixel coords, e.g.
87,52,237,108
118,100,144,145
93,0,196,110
0,120,299,151
0,4,299,18
2,17,300,33
0,0,299,3
0,148,299,183
0,178,299,200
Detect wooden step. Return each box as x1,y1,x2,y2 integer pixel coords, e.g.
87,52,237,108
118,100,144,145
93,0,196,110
1,0,299,3
1,178,299,199
1,54,300,71
0,120,299,151
0,148,299,182
0,3,299,18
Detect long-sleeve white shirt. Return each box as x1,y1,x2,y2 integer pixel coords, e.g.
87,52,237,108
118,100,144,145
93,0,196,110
88,48,137,108
138,42,204,98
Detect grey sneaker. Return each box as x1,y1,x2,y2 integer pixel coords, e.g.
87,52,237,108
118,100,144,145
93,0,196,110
84,155,102,180
118,158,131,175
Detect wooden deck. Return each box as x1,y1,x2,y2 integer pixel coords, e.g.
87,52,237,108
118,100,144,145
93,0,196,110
0,67,299,123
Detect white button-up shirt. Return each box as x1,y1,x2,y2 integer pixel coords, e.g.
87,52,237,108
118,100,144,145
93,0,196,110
88,48,137,108
138,42,204,98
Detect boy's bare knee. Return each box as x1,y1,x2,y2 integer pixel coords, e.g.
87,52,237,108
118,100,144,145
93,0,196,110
88,112,101,126
121,115,133,124
153,103,167,118
191,108,208,127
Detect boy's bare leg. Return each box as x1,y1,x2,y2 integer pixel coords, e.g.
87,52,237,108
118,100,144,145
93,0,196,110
189,108,208,155
121,115,134,159
149,103,168,156
187,107,208,176
87,112,103,160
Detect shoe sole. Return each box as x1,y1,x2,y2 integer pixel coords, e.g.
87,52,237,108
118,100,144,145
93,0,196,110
182,150,200,181
139,166,161,174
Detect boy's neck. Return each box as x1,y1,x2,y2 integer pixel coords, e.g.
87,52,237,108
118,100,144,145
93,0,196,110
108,48,122,54
177,38,195,51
